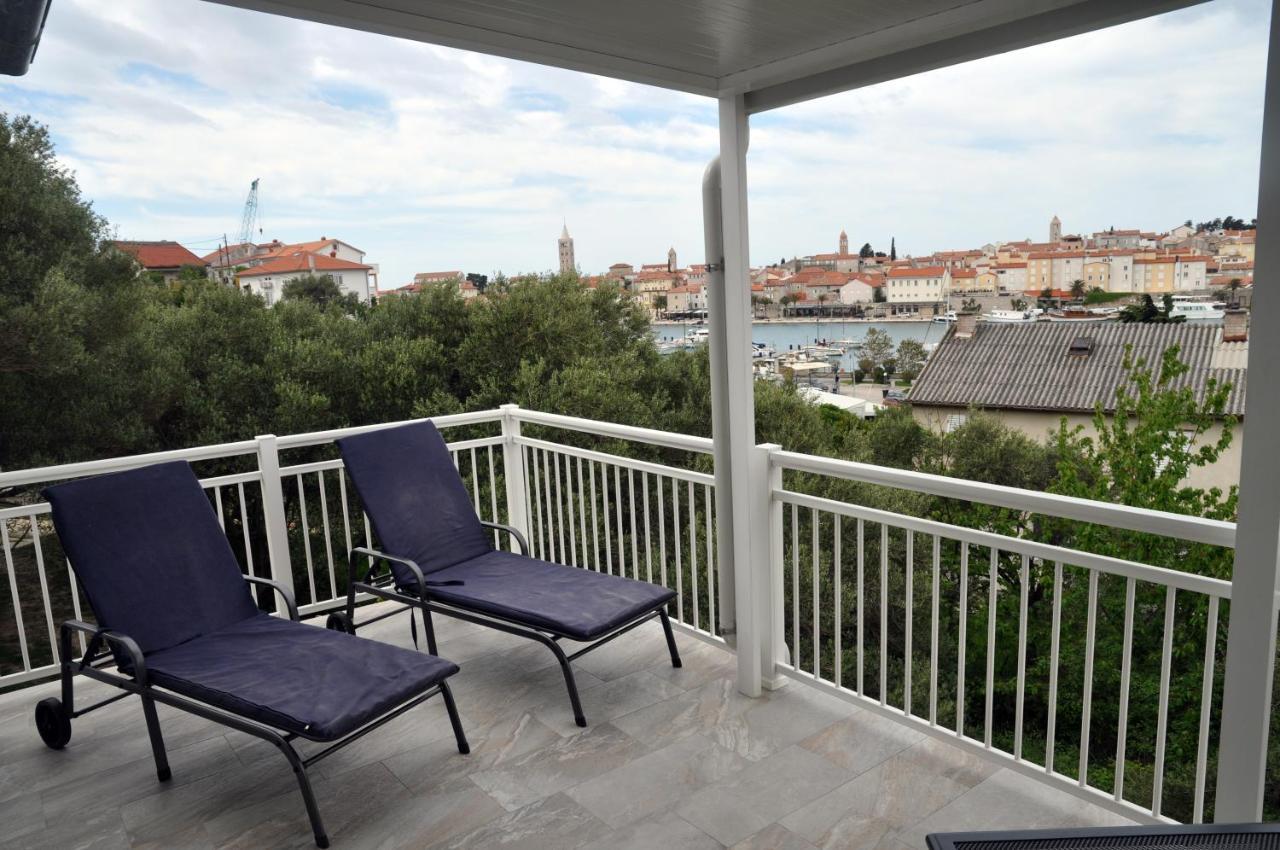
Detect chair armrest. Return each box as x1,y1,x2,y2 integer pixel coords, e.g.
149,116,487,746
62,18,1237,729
480,520,530,556
350,546,429,598
60,620,149,684
243,575,299,621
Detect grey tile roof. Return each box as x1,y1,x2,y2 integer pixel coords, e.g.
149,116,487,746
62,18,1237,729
908,322,1246,416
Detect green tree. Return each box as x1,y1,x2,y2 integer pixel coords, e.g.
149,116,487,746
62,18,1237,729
1070,278,1086,300
895,338,927,382
857,328,894,371
282,273,354,310
859,242,873,258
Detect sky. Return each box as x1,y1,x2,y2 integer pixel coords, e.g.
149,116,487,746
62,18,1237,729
0,0,1270,287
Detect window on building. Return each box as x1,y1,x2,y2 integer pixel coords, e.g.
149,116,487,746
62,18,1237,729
945,413,967,433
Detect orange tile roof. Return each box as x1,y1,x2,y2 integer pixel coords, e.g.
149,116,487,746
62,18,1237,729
237,253,371,278
114,241,207,269
950,269,978,278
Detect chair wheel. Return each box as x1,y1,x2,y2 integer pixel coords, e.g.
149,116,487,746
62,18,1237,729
35,697,71,749
325,613,355,634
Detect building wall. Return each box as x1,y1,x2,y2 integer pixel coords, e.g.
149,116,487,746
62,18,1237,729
910,405,1242,491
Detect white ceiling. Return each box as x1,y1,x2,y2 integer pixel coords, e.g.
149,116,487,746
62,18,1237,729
208,0,1205,110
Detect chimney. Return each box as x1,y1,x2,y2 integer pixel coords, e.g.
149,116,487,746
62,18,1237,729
955,311,979,339
1223,308,1248,342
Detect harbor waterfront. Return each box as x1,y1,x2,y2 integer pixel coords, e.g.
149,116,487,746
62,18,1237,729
654,319,943,370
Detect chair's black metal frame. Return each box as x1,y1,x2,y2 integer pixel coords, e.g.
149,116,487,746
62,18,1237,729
335,520,682,728
35,574,470,849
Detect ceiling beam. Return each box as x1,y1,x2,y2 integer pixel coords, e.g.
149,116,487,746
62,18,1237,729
740,0,1208,114
205,0,721,96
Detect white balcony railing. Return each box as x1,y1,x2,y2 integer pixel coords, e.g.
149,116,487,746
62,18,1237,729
0,406,1248,827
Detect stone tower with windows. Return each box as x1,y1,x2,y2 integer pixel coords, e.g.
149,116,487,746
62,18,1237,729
839,229,848,255
1050,215,1062,243
558,223,575,275
667,246,677,272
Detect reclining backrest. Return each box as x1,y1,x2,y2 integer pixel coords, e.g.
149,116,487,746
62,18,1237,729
337,421,493,582
43,461,260,655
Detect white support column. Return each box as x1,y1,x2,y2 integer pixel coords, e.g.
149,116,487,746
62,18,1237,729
706,92,763,697
499,404,530,553
1214,3,1280,822
255,434,296,603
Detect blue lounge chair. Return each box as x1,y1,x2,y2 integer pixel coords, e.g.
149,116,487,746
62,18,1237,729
37,461,470,849
334,421,681,727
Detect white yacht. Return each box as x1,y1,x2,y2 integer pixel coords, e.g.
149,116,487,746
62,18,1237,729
983,309,1038,323
932,311,958,324
1169,296,1228,321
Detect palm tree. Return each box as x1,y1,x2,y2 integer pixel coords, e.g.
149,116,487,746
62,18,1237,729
1070,278,1086,301
654,294,668,318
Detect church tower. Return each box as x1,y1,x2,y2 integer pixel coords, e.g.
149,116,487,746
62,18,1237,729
839,229,848,256
1050,215,1062,243
667,246,677,273
558,223,575,275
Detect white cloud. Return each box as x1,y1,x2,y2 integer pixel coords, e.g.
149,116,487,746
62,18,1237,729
1,0,1268,284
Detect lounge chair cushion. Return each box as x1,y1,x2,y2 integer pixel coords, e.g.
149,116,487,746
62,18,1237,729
44,461,260,655
337,422,493,582
418,551,677,641
145,612,459,740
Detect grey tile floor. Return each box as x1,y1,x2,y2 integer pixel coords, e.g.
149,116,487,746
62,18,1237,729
0,603,1134,849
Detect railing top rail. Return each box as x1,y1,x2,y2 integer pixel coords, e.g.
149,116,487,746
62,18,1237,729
274,409,504,450
511,409,715,454
0,439,261,490
771,449,1236,550
517,435,716,486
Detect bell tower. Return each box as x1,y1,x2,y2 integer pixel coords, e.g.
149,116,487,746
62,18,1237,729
839,229,848,255
558,222,575,274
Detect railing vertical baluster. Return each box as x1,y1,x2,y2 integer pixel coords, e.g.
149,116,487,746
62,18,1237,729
672,477,683,622
487,446,500,543
522,446,536,550
589,460,600,571
958,542,969,736
930,535,940,726
237,482,256,574
362,512,373,551
602,464,614,575
857,518,864,694
576,457,589,568
812,508,820,678
564,454,578,568
657,473,667,588
643,472,653,584
543,450,558,562
529,447,544,559
904,530,913,716
553,451,566,563
29,518,57,662
880,523,888,706
616,467,626,576
1079,569,1099,786
792,503,800,672
1152,585,1176,817
469,448,482,518
1114,576,1136,803
704,483,715,634
1193,596,1220,823
338,473,354,568
629,470,640,582
1015,554,1029,760
2,521,30,671
834,517,842,689
318,471,336,601
65,565,86,654
295,474,317,605
1046,561,1063,775
689,480,700,631
214,486,226,531
985,547,998,748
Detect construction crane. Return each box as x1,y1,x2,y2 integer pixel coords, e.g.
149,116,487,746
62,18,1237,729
236,178,260,248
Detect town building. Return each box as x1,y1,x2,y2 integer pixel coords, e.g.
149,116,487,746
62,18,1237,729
113,240,208,284
558,223,576,274
236,252,374,306
908,322,1246,490
884,265,950,308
